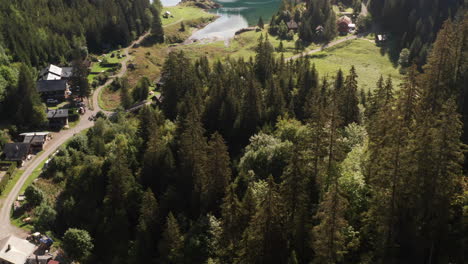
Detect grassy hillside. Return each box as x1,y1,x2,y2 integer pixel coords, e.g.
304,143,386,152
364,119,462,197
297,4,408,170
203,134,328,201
307,39,403,91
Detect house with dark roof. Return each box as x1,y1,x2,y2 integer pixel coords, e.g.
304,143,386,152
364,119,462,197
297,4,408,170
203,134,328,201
20,132,50,151
47,109,69,128
2,143,31,165
36,80,69,99
287,20,299,31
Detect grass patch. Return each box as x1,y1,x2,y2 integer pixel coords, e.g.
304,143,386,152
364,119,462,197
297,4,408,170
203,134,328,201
0,169,24,200
161,5,215,26
98,86,121,111
306,39,402,91
19,158,48,194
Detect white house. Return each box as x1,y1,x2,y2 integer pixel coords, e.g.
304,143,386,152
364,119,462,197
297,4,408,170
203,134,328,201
0,235,36,264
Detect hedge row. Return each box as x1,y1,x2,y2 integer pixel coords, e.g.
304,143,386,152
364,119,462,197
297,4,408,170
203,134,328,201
0,161,17,194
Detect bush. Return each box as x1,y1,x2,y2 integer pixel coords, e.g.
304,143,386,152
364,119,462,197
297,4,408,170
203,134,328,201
0,162,16,194
68,108,79,122
63,228,94,262
34,202,57,231
25,185,44,206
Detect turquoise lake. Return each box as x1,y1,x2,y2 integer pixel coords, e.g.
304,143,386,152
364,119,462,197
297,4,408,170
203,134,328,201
161,0,281,40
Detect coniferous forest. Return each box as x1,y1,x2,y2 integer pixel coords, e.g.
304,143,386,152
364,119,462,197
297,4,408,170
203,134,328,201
41,16,467,263
0,0,466,263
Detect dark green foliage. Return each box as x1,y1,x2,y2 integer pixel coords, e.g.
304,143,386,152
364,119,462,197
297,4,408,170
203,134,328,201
29,15,468,264
158,212,184,263
151,5,165,43
132,77,151,102
368,0,464,64
258,16,265,29
9,64,47,128
34,202,57,231
25,185,44,207
62,228,94,262
0,0,152,66
71,54,91,98
120,77,133,109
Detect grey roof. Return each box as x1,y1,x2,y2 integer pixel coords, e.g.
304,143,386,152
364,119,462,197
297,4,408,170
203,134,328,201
2,143,30,161
61,67,74,78
287,20,298,29
37,80,68,93
47,109,68,119
0,235,36,264
23,135,46,145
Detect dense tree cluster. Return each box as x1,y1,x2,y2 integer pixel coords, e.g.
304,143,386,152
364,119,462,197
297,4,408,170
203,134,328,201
369,0,466,65
32,15,468,263
269,0,337,43
0,0,161,67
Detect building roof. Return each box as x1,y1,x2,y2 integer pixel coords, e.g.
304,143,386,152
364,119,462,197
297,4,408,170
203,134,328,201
47,109,68,119
286,20,299,29
61,67,73,78
19,132,50,137
0,235,36,264
338,16,352,25
23,135,46,145
48,260,59,264
2,143,30,161
39,65,62,81
37,80,68,93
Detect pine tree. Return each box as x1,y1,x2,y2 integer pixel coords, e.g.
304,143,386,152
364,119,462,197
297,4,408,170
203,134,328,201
159,212,184,263
120,77,133,109
236,77,263,145
178,105,208,216
15,64,46,128
339,66,360,126
239,176,288,264
203,132,232,214
265,78,286,123
258,16,265,29
71,51,91,99
131,189,159,264
280,147,311,262
254,34,275,84
151,6,164,42
219,184,244,262
311,164,348,264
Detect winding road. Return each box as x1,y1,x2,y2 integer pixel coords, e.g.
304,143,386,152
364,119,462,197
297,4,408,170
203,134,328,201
0,31,150,240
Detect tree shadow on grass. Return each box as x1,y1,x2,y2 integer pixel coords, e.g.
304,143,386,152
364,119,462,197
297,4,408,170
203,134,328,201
378,35,400,68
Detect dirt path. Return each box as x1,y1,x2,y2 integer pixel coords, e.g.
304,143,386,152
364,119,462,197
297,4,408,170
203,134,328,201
285,34,361,61
0,31,150,240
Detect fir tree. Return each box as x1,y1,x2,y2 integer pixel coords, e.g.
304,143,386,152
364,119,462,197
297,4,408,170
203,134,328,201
159,212,184,263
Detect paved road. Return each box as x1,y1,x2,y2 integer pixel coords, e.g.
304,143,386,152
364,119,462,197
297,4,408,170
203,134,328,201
0,32,150,240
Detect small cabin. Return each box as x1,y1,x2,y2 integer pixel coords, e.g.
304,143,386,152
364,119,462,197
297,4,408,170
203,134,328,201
163,11,172,18
47,109,69,128
286,20,299,31
2,143,31,166
20,132,50,152
337,16,353,34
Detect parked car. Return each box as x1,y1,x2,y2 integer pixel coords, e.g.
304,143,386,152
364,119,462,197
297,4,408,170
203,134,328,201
46,98,58,104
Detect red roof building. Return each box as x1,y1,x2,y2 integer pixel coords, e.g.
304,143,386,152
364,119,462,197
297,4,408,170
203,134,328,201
337,16,353,33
